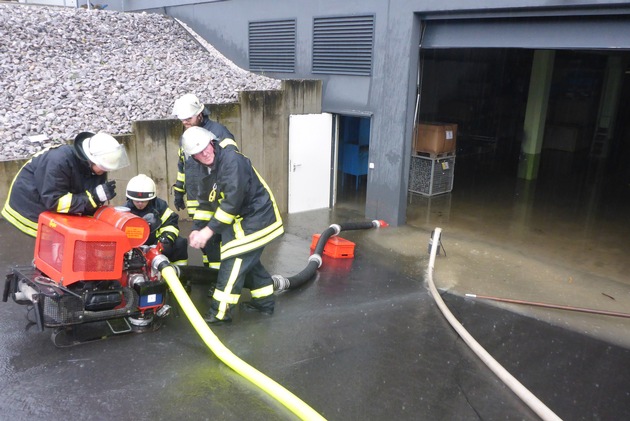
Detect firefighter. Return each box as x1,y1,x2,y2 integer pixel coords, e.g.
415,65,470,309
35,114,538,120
1,132,128,237
125,174,188,266
182,126,284,324
172,93,236,270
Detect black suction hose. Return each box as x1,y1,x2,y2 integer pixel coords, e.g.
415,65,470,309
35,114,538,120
173,220,388,293
272,220,388,291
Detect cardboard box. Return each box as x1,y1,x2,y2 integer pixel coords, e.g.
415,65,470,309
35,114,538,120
415,123,457,155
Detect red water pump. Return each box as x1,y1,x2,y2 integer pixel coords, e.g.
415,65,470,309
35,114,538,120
3,206,171,347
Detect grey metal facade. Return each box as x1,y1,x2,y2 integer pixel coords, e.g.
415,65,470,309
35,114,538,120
107,0,630,226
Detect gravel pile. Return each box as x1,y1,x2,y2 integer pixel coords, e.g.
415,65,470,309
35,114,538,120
0,3,281,160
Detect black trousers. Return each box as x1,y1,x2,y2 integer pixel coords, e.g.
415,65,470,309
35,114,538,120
208,247,275,320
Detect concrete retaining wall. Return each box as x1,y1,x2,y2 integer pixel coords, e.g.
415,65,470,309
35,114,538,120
0,79,322,220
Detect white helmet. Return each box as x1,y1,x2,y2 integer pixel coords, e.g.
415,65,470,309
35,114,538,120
82,132,130,171
173,93,204,120
126,174,156,201
182,126,217,155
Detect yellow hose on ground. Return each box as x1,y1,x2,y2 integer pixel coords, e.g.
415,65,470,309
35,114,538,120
160,265,327,421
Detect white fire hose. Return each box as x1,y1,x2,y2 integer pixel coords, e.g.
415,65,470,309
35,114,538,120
427,228,562,421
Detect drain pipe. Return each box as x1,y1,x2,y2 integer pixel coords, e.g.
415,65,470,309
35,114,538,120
427,228,561,421
272,220,388,291
151,255,326,421
465,293,630,319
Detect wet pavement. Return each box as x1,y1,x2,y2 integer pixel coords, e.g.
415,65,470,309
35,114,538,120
2,199,630,420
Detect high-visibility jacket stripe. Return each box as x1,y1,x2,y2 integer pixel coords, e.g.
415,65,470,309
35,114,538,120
56,193,73,213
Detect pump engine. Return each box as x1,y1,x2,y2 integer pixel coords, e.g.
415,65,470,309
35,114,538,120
2,206,171,347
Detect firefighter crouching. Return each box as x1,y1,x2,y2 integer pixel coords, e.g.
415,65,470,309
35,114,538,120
125,174,189,266
182,126,284,325
1,131,128,238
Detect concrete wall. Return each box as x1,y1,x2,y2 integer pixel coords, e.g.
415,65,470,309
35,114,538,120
0,79,322,220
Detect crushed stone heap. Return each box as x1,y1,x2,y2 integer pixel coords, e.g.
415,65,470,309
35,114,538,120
0,3,280,160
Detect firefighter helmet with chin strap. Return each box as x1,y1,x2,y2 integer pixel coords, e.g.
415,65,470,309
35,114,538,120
126,174,156,202
181,126,217,156
173,93,204,120
82,132,130,171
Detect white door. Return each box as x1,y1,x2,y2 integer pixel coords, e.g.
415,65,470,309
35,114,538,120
288,113,333,213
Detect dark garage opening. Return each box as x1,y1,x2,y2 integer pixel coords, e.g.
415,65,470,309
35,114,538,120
409,46,630,277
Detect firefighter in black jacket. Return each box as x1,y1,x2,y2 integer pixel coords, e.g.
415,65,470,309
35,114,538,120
1,131,127,237
172,93,235,270
125,174,188,266
182,126,284,324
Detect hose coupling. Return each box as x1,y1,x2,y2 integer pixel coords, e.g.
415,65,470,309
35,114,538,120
308,253,323,268
329,224,341,236
151,254,172,273
272,274,290,292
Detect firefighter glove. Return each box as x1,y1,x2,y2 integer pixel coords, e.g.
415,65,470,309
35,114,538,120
174,191,186,211
94,180,116,203
158,235,174,254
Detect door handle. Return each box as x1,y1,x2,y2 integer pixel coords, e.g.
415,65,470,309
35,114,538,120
292,163,302,172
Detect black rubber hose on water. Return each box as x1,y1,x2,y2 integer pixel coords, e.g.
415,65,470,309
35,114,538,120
272,220,388,292
173,220,388,293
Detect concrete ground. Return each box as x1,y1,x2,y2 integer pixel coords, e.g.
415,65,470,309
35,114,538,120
1,199,629,420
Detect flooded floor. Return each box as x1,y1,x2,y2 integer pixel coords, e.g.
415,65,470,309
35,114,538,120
336,148,630,348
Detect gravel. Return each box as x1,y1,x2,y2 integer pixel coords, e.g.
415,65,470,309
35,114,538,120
0,3,281,160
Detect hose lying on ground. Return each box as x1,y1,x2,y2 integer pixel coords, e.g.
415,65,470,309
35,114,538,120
272,220,388,291
427,228,562,421
152,255,327,421
175,220,388,293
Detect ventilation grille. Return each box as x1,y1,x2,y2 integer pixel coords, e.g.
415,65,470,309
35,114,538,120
313,15,374,76
248,19,296,73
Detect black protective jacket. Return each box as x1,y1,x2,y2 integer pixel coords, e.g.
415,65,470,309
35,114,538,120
173,116,235,217
1,145,106,237
191,142,284,260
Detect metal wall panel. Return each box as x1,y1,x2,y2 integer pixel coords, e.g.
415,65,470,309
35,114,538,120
423,16,630,49
249,19,296,72
312,15,374,76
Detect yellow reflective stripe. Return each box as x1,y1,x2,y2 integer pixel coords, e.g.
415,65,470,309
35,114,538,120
173,185,185,193
213,289,240,305
177,172,185,182
56,193,73,213
216,301,230,319
1,204,37,237
250,284,274,299
214,207,235,224
1,164,38,237
219,138,238,149
233,217,245,238
253,166,284,226
86,190,98,208
214,258,242,305
202,254,221,268
221,221,284,260
193,209,213,221
160,208,174,224
171,259,188,266
158,225,179,238
187,200,199,208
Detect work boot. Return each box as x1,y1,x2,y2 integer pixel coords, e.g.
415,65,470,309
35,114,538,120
241,301,274,316
203,310,232,325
